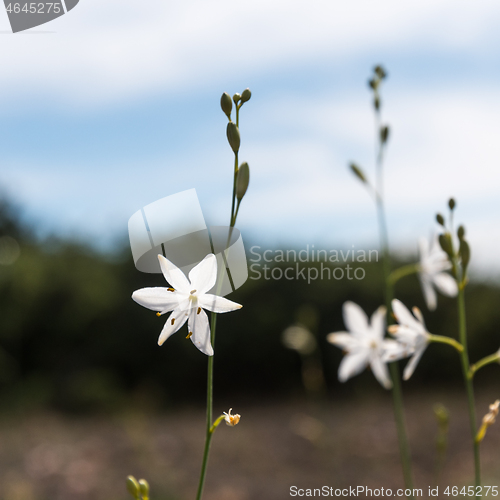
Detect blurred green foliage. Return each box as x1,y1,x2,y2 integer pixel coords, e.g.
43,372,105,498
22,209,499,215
0,198,499,413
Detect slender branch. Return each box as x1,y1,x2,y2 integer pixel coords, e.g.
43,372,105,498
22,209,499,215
470,351,500,379
388,263,420,286
428,334,464,353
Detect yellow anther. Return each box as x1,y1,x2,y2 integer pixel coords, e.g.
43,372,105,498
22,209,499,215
197,307,201,315
156,312,161,317
171,318,175,325
190,289,197,294
186,331,193,339
167,288,175,292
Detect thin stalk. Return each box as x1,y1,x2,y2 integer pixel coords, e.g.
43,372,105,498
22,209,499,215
195,313,218,500
388,263,420,286
470,351,500,379
456,288,481,493
428,334,463,353
374,106,414,497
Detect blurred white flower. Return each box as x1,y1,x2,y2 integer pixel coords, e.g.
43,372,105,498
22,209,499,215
132,254,242,356
387,299,431,380
418,236,458,310
223,408,241,426
327,302,396,390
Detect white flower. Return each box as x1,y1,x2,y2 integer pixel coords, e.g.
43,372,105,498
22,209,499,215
327,302,397,390
418,236,458,310
132,254,242,356
387,299,430,380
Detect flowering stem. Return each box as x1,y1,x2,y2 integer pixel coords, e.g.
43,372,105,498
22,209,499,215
428,334,464,353
373,96,415,497
388,263,420,286
195,313,218,500
469,352,500,379
456,287,481,494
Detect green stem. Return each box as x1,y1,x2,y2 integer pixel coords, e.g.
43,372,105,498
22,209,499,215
388,263,420,286
428,334,464,353
470,351,500,379
374,105,415,498
456,288,481,493
195,313,218,500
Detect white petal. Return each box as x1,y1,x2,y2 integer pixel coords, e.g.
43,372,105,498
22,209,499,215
188,254,217,295
327,332,360,350
432,272,458,298
198,294,242,313
403,346,427,380
418,237,430,261
388,325,419,345
370,306,386,340
343,301,369,336
392,299,421,330
158,255,191,293
188,308,213,356
158,307,190,346
419,275,437,310
382,339,411,362
338,350,370,382
132,287,183,313
370,354,393,389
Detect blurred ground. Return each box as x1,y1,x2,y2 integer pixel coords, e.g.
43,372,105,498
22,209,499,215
0,389,498,500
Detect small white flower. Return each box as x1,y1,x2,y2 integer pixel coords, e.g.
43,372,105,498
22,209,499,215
327,302,397,390
418,236,458,310
132,254,242,356
387,299,430,380
223,408,241,426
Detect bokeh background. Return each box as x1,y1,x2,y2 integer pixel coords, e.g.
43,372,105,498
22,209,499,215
0,1,499,499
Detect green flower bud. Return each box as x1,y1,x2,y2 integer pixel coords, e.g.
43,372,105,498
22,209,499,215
139,479,150,500
349,163,367,183
457,225,465,240
460,239,470,272
380,125,389,144
374,65,387,79
374,96,380,111
226,123,240,153
436,213,445,226
220,92,232,119
368,78,377,90
236,162,250,200
438,233,453,258
233,93,241,104
126,476,141,500
241,88,252,103
434,404,449,427
448,198,456,211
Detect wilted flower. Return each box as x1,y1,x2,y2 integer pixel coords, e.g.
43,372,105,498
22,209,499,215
132,254,242,356
476,400,500,443
224,408,241,426
387,299,430,380
327,302,397,389
418,236,458,310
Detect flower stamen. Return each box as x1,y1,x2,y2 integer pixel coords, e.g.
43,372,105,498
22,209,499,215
197,307,201,315
167,288,175,292
156,312,161,317
186,331,193,339
171,318,175,325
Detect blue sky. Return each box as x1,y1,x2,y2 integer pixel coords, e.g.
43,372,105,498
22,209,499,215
2,0,500,274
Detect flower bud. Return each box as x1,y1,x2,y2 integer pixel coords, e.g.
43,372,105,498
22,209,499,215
233,93,241,104
350,163,367,183
434,404,449,427
241,88,252,103
457,225,465,240
459,239,470,272
236,162,250,200
374,65,387,80
220,92,232,119
448,198,456,210
139,479,150,500
438,233,453,258
126,476,141,500
374,96,380,111
436,213,445,226
368,78,377,90
380,125,389,144
226,123,240,153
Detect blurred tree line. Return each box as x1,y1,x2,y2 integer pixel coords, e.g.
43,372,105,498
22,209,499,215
0,197,498,413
